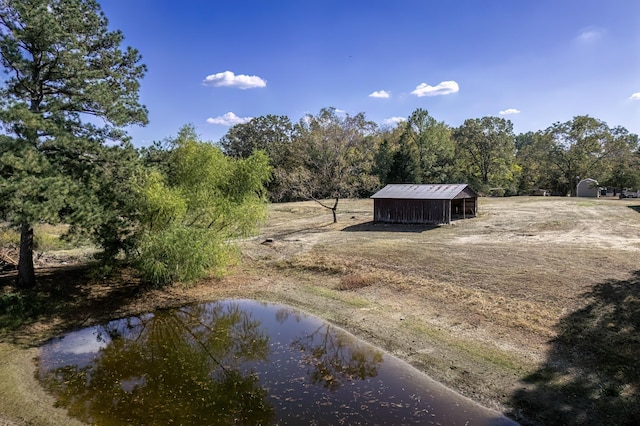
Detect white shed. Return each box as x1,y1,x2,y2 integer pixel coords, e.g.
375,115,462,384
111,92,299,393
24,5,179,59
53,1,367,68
576,178,599,197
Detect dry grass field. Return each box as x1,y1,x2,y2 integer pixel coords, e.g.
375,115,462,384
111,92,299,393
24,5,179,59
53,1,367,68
237,196,640,425
1,195,640,425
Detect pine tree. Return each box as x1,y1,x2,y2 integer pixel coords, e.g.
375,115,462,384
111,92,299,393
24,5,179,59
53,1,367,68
0,0,148,288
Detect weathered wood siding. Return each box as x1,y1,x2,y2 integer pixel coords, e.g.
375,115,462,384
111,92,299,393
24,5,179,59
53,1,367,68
373,199,451,224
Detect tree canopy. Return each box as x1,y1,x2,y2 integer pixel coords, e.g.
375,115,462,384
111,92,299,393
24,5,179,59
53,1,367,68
546,115,638,196
0,0,148,287
218,115,294,201
453,116,517,192
278,107,379,222
385,109,454,184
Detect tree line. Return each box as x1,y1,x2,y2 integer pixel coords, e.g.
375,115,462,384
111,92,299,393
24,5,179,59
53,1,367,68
1,0,638,289
220,108,639,204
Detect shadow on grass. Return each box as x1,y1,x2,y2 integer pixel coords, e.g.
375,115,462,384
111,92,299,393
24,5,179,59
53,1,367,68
266,222,334,240
341,221,439,233
509,271,640,425
0,264,143,347
627,205,640,214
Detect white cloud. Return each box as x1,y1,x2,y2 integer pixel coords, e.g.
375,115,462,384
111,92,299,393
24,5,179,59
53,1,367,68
369,90,390,98
206,112,253,126
576,27,604,43
54,328,108,355
411,80,459,97
499,108,521,115
383,116,406,125
202,71,266,89
630,92,640,100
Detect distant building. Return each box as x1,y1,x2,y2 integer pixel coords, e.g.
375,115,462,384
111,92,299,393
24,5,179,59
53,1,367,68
531,189,550,196
370,184,478,225
576,178,600,197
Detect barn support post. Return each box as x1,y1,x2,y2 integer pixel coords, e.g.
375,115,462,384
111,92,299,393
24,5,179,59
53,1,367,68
445,200,450,224
463,198,466,219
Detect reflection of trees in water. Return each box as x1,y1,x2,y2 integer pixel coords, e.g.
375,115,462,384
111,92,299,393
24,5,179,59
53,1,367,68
274,306,304,324
40,302,274,425
292,323,383,391
510,272,640,425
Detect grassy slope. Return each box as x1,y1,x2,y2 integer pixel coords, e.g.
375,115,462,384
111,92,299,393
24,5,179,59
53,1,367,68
0,344,84,426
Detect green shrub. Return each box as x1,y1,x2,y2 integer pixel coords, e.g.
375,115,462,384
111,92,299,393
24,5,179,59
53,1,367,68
0,292,26,316
131,132,270,287
0,227,20,246
135,225,236,287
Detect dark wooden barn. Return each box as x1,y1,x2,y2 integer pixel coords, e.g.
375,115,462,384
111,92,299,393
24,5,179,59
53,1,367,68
370,184,478,225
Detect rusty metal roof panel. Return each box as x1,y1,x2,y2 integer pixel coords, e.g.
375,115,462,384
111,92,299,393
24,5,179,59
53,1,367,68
370,184,472,200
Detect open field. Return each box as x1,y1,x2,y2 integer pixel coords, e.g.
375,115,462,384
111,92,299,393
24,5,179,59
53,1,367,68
2,196,640,425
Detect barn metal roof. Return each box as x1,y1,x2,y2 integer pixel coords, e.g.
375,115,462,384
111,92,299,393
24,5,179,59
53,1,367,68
370,184,473,200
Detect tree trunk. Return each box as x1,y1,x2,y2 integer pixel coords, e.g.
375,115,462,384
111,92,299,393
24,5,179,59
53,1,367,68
17,223,36,289
331,197,339,223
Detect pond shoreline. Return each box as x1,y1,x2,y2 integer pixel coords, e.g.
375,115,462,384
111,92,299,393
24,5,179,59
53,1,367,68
0,263,523,425
36,299,518,425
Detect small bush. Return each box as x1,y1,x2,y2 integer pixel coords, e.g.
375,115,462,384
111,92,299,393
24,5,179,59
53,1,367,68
0,292,26,316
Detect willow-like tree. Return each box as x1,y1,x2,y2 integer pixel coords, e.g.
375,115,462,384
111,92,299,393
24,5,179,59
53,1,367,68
0,0,148,288
135,127,271,286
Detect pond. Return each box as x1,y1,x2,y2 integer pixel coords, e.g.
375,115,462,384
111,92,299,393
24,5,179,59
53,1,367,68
38,299,517,425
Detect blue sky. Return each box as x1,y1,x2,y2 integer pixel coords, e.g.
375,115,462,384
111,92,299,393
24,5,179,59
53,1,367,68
99,1,640,147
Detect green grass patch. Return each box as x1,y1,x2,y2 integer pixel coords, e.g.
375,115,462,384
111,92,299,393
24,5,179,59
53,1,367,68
1,224,86,251
402,318,532,375
0,227,20,246
0,344,84,426
302,284,370,307
34,233,76,251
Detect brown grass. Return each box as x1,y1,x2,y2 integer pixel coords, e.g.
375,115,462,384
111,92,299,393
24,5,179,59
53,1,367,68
242,196,640,424
2,196,640,425
335,273,377,291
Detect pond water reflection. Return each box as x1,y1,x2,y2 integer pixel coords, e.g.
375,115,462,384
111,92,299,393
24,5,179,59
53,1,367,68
38,299,517,425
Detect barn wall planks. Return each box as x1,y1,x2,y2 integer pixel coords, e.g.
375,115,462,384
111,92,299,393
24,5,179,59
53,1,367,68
373,199,452,225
